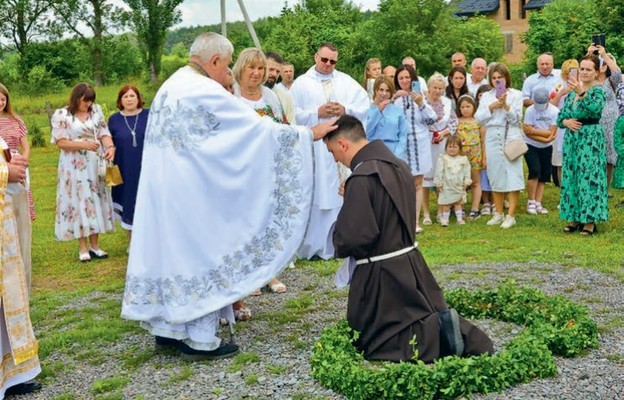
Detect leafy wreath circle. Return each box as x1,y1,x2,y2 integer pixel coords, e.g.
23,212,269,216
311,280,598,400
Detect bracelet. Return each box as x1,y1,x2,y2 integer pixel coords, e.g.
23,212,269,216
579,91,587,98
106,145,116,150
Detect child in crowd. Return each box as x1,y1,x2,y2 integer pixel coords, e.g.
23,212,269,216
475,84,493,215
455,94,484,219
522,87,558,215
434,135,472,226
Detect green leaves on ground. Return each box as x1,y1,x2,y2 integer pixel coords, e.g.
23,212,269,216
311,280,598,399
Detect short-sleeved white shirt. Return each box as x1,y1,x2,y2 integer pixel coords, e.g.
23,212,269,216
523,103,559,148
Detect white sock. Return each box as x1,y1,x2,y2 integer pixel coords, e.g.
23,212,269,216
456,210,464,221
442,211,450,221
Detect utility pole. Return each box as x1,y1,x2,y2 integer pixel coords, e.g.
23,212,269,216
219,0,262,50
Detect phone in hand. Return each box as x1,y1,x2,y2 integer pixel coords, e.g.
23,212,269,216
592,33,606,49
568,67,578,81
411,80,421,94
495,79,506,98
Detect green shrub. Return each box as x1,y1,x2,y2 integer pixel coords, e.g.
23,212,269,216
311,280,598,399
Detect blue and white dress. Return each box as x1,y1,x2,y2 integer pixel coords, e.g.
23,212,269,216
394,95,437,176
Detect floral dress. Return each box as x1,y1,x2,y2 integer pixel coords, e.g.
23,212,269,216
456,118,482,170
51,104,114,241
557,86,608,223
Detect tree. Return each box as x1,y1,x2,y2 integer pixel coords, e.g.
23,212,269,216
123,0,183,83
595,0,624,61
52,0,125,86
0,0,58,57
523,0,598,71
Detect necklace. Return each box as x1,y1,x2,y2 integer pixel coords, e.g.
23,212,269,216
188,61,210,78
240,86,260,97
123,110,140,147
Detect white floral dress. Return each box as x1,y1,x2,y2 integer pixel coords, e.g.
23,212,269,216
51,104,114,241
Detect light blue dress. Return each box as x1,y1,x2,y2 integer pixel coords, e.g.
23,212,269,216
366,104,408,160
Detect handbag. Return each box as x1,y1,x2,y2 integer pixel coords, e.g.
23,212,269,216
504,139,528,161
503,122,528,161
105,161,124,187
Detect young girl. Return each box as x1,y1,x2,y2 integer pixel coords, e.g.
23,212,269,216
363,58,382,101
434,135,472,226
475,84,493,215
0,83,35,220
456,95,484,219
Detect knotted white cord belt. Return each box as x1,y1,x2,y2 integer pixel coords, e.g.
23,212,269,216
355,242,418,265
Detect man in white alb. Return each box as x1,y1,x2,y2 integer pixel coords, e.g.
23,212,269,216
121,33,336,360
290,42,369,260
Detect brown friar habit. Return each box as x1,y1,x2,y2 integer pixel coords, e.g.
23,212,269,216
333,140,493,363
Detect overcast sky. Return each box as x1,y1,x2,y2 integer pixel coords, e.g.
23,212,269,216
173,0,381,27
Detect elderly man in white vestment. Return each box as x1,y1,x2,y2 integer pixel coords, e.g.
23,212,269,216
290,42,369,260
0,141,41,398
121,33,337,360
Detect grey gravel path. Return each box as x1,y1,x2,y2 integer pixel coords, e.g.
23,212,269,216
21,262,624,399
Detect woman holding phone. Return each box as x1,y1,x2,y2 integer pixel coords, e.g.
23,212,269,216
475,63,524,229
366,76,408,158
558,55,607,235
392,64,437,233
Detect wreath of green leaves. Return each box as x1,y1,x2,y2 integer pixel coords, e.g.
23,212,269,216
311,280,598,399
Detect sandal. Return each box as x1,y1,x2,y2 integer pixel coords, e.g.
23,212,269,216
580,224,597,236
268,278,286,294
467,210,480,220
563,223,583,233
89,247,108,259
79,252,91,262
233,300,251,321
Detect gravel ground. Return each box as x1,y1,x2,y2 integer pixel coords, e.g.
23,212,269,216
21,262,624,400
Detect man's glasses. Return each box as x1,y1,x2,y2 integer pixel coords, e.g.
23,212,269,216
318,55,337,65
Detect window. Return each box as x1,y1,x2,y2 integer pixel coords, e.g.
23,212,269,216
505,0,511,20
504,33,513,54
520,0,527,19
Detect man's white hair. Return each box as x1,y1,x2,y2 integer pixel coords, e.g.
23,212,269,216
189,32,233,62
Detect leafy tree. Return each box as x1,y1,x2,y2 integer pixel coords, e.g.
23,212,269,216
0,0,58,57
123,0,184,83
52,0,126,86
523,0,598,71
595,0,624,61
449,16,504,66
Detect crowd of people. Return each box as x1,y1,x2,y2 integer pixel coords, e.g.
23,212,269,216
0,30,623,395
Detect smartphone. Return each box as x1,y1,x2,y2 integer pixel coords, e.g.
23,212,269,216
495,79,506,98
592,33,606,48
411,80,421,94
568,67,578,81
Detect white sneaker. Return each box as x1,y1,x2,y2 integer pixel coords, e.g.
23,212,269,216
527,202,537,215
422,215,432,225
486,213,504,225
440,218,449,227
501,215,517,229
536,204,549,215
457,218,466,225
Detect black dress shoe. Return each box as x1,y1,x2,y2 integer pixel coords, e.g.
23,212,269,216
176,341,239,361
5,380,42,396
155,335,179,349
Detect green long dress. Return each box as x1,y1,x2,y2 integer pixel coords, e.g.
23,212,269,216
611,116,624,188
557,85,608,223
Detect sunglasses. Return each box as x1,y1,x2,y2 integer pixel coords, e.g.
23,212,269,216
318,56,337,65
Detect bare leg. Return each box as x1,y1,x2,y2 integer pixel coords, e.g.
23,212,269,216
607,163,614,189
535,182,546,204
422,187,431,220
507,191,520,217
414,175,424,231
526,178,538,202
470,169,482,212
88,233,99,250
78,237,89,254
492,192,504,216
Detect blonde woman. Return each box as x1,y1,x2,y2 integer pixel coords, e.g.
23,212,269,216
232,48,288,293
422,72,458,225
363,58,382,100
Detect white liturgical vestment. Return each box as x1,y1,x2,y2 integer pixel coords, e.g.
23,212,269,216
290,66,369,259
121,66,315,349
